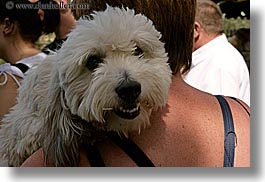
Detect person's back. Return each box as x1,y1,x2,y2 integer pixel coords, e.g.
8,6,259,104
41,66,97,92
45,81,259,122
83,76,250,167
22,0,250,167
183,0,250,106
95,77,249,166
22,76,250,167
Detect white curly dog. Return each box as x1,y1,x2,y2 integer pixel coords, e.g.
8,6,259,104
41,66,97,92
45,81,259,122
0,6,172,166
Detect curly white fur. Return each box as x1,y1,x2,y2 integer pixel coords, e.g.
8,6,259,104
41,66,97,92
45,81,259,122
0,6,172,166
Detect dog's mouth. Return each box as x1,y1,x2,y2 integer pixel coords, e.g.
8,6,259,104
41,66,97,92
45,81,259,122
114,102,140,120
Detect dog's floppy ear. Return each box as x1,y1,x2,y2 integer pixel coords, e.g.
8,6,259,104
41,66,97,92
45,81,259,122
42,68,81,167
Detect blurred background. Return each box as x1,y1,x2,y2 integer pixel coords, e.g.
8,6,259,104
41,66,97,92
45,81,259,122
213,0,250,70
0,0,250,70
213,0,250,35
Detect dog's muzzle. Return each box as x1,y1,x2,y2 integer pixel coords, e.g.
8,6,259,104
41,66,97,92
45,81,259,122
114,80,141,120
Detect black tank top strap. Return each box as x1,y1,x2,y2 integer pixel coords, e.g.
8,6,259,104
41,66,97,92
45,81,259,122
229,97,250,116
82,131,155,167
215,95,236,167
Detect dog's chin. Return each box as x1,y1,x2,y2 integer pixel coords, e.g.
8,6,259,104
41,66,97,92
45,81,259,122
104,103,152,136
114,102,140,120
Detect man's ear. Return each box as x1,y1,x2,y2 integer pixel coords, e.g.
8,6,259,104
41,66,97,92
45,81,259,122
194,21,201,39
2,18,14,35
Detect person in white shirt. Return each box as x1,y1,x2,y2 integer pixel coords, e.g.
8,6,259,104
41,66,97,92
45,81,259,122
183,0,250,106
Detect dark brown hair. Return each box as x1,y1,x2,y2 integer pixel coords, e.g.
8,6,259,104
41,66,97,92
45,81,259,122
0,0,60,43
72,0,196,74
38,0,60,34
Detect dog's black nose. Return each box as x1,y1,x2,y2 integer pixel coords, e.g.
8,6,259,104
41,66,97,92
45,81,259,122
115,80,141,102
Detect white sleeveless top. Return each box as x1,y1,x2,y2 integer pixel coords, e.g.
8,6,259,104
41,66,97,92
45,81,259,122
0,53,46,87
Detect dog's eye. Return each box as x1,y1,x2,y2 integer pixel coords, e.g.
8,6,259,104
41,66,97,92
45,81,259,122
86,55,103,71
133,46,144,57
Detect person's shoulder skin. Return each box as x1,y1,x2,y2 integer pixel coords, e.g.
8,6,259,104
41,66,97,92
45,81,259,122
0,74,21,120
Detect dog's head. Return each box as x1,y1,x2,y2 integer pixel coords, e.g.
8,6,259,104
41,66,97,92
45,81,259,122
55,6,172,135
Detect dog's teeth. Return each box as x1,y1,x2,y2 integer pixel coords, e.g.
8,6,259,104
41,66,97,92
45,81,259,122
118,104,140,114
123,131,128,138
132,107,137,112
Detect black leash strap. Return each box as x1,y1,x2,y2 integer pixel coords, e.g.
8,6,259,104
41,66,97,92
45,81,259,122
108,132,155,167
215,95,236,167
83,143,105,167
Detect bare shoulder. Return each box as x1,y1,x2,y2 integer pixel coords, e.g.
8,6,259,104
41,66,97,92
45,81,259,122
21,148,91,167
126,84,226,166
0,74,21,119
225,97,250,167
139,79,250,167
21,149,45,167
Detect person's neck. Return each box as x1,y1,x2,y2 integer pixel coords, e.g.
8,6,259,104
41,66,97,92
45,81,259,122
194,33,222,51
207,33,222,42
55,26,68,40
171,73,187,90
5,41,41,64
55,11,76,40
